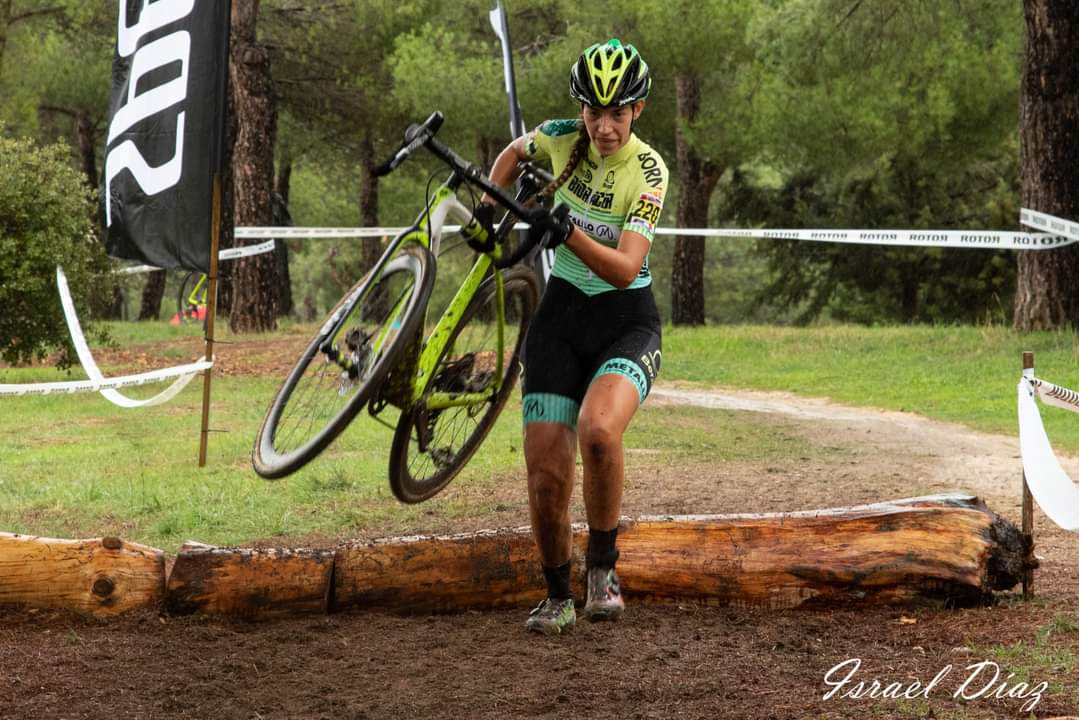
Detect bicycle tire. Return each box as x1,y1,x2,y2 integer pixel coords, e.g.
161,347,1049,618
176,272,199,320
388,265,540,503
253,243,435,479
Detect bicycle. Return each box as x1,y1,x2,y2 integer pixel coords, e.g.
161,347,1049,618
174,271,208,325
252,111,563,503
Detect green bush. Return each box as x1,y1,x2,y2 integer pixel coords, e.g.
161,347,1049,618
0,133,114,366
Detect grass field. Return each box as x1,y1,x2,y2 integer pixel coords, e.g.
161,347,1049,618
1,321,1076,551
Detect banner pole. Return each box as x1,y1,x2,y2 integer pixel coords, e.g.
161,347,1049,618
198,174,222,467
1021,350,1035,600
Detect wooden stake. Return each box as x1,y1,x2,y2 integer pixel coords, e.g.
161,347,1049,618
1022,350,1035,600
198,174,222,467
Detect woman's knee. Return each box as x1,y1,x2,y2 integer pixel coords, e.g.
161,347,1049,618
528,465,570,508
577,415,620,466
525,424,574,506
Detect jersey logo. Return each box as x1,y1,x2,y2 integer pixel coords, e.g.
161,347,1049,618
637,152,664,188
603,170,616,188
640,350,662,381
539,119,580,137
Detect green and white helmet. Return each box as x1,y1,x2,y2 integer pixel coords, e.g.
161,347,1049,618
569,38,651,108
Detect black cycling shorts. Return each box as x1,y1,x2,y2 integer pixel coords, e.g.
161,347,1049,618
522,277,662,429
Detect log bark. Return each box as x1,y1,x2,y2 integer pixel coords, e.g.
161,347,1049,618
334,494,1029,613
0,533,165,616
165,541,335,619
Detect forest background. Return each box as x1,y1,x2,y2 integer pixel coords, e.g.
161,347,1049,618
0,0,1067,365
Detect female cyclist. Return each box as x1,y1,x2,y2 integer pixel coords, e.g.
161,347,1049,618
478,38,668,635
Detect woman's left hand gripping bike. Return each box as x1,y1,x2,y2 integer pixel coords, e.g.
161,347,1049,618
253,111,562,503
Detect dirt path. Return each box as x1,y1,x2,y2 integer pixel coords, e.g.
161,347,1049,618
650,384,1040,513
2,383,1077,720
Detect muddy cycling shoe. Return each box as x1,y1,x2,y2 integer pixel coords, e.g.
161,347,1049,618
583,567,625,622
525,597,576,635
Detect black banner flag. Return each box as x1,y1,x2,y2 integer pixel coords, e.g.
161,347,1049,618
102,1,230,273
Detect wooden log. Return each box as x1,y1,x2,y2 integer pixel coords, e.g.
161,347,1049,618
165,541,335,619
335,494,1030,613
0,533,165,616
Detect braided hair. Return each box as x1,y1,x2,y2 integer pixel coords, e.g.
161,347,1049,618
537,123,591,202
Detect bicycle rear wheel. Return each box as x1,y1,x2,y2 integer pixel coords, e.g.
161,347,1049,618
388,266,540,503
176,272,199,320
253,244,434,479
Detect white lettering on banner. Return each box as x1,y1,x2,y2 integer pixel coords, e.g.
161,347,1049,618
105,0,195,227
117,0,195,57
105,114,186,226
107,32,191,143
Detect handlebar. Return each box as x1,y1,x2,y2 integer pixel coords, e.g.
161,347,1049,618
375,111,563,269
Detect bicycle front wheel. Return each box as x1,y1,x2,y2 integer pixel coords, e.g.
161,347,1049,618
253,244,434,479
388,266,540,503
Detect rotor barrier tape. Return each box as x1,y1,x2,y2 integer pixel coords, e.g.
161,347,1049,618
1018,372,1079,532
1020,207,1079,244
234,225,1073,250
1029,376,1079,414
0,268,212,406
0,360,213,398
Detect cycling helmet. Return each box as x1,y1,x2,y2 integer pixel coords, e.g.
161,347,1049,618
569,38,651,108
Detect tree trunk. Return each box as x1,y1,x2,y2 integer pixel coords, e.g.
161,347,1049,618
331,494,1027,614
359,133,382,273
138,270,166,321
88,494,1032,618
0,0,10,76
1014,1,1079,330
76,113,98,190
228,0,278,333
272,160,293,317
671,75,720,326
358,134,387,318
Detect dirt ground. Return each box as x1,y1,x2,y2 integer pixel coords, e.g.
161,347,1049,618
2,340,1078,719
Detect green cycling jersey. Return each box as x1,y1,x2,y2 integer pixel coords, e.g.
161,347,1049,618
524,119,669,296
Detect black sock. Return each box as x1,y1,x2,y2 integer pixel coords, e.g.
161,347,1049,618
543,561,572,600
587,527,619,569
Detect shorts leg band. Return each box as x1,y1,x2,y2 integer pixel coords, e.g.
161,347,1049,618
590,358,649,405
523,393,580,429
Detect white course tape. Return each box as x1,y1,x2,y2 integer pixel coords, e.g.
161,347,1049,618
1030,376,1079,414
57,266,211,407
235,224,1073,250
0,361,212,398
0,268,212,406
1017,372,1079,532
116,239,278,274
219,239,277,260
1019,207,1079,244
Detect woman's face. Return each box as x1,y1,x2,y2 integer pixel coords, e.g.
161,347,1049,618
581,101,644,156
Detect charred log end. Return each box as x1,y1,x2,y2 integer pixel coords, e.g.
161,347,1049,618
984,514,1037,592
